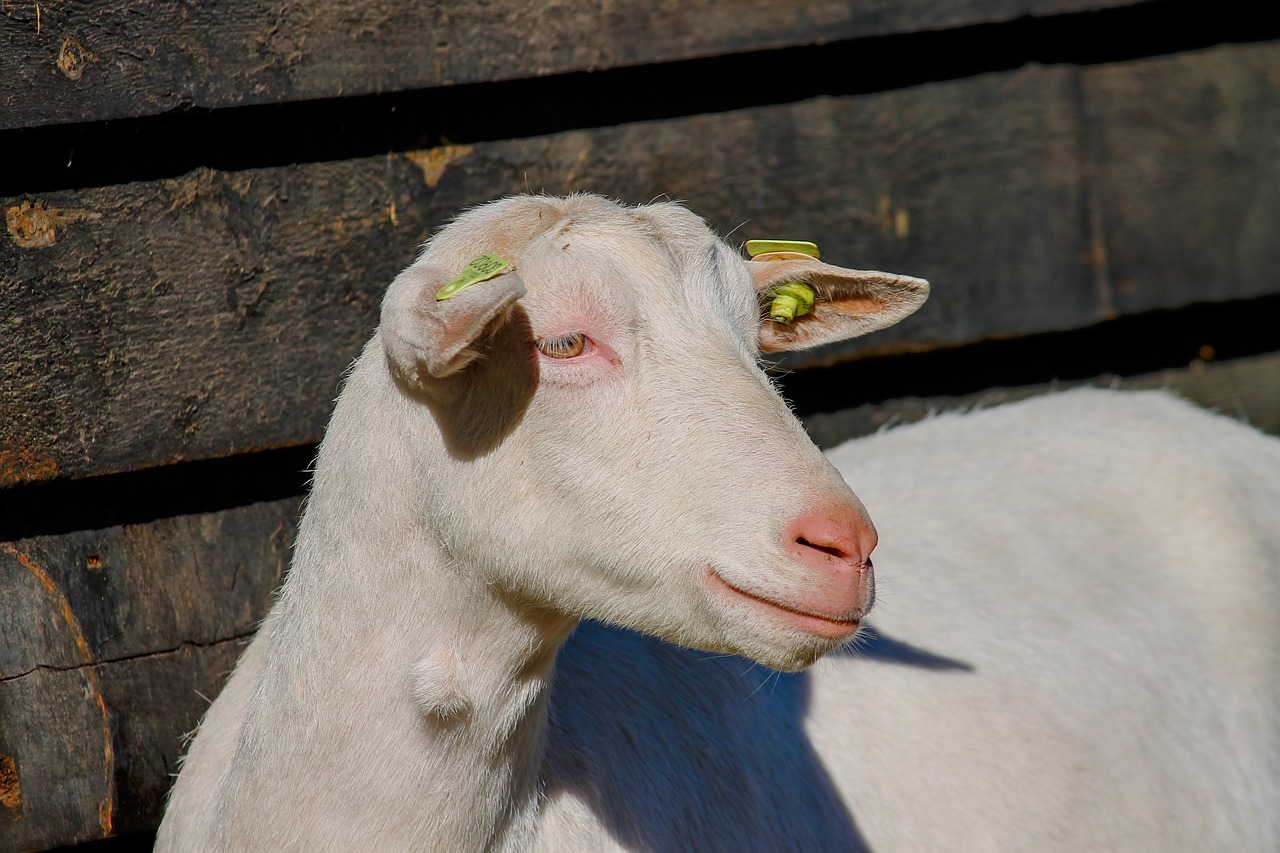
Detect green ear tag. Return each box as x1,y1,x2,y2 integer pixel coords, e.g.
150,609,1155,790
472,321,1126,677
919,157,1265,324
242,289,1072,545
745,240,820,260
435,253,512,301
747,238,820,323
769,282,816,324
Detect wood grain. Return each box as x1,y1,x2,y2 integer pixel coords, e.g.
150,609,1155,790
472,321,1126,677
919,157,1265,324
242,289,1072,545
0,499,295,851
0,640,248,851
1085,48,1280,317
0,0,1145,130
4,43,1278,489
0,500,297,680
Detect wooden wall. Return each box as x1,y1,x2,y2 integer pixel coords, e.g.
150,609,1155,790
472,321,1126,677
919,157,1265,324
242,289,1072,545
2,1,1278,848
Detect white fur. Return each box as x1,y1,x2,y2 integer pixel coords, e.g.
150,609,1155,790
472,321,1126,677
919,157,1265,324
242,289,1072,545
157,195,1280,852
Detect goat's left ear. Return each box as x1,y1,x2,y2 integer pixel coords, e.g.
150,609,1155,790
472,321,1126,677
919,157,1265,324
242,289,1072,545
751,257,929,353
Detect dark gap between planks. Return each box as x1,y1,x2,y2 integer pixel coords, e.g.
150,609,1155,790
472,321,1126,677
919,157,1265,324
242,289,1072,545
3,291,1279,543
0,445,315,542
2,0,1278,196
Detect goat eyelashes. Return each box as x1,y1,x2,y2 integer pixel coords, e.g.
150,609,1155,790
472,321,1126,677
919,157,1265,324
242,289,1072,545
537,332,589,359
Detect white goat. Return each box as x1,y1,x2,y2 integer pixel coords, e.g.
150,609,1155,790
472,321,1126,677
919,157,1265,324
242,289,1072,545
157,194,1280,852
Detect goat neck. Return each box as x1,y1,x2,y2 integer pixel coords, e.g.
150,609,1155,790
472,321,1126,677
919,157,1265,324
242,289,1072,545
210,347,576,852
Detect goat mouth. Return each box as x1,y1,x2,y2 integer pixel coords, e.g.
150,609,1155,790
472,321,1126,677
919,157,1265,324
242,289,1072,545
706,570,861,642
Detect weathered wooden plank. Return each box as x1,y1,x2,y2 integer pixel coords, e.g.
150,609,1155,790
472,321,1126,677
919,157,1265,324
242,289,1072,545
0,0,1146,131
0,500,294,851
0,641,245,852
3,42,1278,487
1085,47,1280,318
2,351,1275,851
0,500,296,680
802,351,1280,449
797,40,1280,366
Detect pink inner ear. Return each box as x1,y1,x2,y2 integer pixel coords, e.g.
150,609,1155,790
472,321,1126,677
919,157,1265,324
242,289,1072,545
759,320,803,353
749,257,929,353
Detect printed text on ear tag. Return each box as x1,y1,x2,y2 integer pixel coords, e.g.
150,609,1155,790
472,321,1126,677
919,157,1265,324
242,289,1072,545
435,254,512,300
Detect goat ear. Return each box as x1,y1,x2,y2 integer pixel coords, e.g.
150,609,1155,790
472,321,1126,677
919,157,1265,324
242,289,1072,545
381,260,527,385
751,257,929,353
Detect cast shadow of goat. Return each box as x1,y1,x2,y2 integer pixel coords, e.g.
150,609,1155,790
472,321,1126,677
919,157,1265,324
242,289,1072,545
544,621,973,852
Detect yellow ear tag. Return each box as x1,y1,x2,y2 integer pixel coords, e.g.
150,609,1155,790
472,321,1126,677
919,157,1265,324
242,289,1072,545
745,239,820,260
768,282,816,324
435,253,512,301
746,239,819,324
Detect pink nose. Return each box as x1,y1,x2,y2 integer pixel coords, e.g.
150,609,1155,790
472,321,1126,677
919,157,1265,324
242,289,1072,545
782,506,878,618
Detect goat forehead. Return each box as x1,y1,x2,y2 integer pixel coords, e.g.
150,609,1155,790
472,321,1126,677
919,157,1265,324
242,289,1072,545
515,210,754,335
425,194,757,339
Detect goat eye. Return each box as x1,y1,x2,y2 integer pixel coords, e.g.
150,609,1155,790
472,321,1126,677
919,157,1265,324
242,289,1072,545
536,332,587,359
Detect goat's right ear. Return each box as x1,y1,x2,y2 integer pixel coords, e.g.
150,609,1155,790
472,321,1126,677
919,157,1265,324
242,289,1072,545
751,257,928,353
381,261,527,386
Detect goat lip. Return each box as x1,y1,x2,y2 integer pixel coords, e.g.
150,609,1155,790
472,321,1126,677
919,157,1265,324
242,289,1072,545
706,570,861,641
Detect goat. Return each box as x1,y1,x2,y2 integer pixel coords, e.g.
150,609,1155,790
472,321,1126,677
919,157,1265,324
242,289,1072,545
157,194,1280,851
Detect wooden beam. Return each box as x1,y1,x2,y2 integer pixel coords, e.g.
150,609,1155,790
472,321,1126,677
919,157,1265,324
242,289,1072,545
0,641,247,850
3,42,1278,488
0,0,1147,130
1086,49,1280,318
0,499,297,850
0,501,296,680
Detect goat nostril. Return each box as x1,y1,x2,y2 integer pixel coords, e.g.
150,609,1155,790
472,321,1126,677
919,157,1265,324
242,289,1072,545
796,535,850,561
